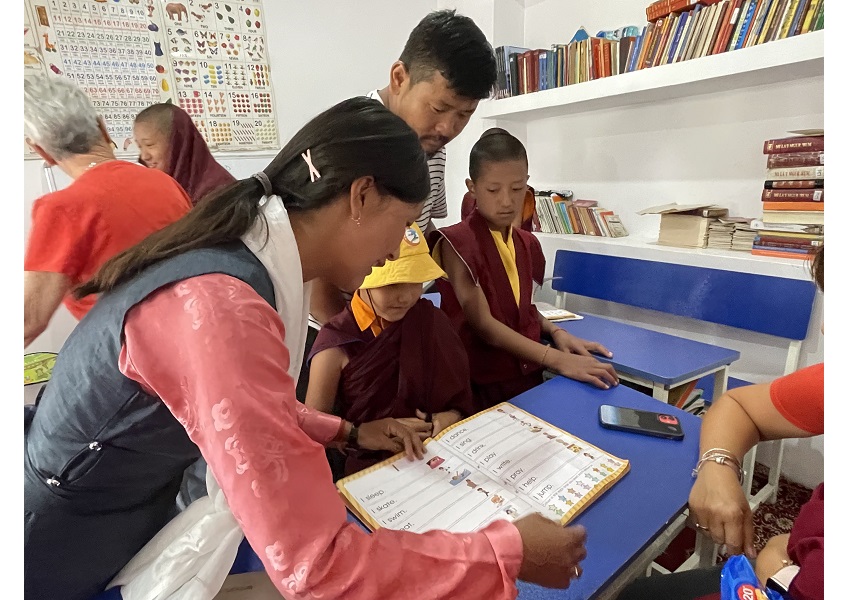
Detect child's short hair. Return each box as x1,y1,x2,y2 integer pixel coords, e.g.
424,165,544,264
469,128,528,181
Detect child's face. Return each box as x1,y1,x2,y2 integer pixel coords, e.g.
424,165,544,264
362,283,423,323
469,159,529,230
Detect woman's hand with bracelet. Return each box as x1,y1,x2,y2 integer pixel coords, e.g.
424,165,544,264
688,458,756,558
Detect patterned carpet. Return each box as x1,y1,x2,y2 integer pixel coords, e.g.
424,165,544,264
654,462,815,571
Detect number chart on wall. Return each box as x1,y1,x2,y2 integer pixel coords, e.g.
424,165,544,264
24,0,279,155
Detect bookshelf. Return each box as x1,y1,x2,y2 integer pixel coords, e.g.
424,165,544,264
479,30,823,122
533,232,815,280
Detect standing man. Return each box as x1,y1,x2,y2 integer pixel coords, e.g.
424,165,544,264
298,9,497,400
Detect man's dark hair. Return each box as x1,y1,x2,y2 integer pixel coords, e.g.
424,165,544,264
469,128,528,181
399,9,497,100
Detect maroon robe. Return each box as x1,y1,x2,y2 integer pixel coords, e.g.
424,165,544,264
431,209,546,409
310,299,476,476
164,105,236,205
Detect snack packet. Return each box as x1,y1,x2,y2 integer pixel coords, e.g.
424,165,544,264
720,555,783,600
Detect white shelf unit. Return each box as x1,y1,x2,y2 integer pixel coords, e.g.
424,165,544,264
533,232,816,280
479,30,824,122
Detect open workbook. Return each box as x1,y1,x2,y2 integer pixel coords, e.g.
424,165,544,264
338,403,630,533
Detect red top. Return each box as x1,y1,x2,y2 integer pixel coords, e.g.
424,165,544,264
24,160,192,319
770,363,824,435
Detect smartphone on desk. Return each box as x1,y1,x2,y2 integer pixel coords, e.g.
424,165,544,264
598,405,685,440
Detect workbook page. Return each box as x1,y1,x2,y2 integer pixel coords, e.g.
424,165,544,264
339,403,629,533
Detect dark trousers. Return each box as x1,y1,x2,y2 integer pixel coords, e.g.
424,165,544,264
615,563,724,600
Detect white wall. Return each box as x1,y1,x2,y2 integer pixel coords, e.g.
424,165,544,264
265,0,438,140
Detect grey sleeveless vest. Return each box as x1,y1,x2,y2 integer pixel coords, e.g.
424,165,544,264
24,241,276,600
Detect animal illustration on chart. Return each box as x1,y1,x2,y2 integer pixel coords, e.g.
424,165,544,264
42,33,56,52
165,2,188,21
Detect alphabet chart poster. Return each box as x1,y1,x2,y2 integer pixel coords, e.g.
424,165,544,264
339,403,630,534
24,0,279,154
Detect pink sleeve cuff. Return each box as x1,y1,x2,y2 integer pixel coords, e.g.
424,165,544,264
294,402,344,445
481,520,524,583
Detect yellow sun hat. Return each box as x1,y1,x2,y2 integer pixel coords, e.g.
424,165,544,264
359,223,446,290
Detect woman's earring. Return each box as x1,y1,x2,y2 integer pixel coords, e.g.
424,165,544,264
351,216,362,226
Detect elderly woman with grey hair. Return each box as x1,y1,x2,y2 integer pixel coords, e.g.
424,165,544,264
24,75,192,347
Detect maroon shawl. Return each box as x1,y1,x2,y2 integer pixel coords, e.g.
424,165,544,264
310,299,476,475
165,106,235,205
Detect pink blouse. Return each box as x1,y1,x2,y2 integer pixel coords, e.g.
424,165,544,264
118,273,523,599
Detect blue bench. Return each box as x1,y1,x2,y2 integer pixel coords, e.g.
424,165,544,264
550,249,817,510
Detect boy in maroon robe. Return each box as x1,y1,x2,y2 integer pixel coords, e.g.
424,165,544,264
431,128,618,409
307,224,476,477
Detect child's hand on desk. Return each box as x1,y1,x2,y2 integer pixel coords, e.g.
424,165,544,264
514,513,586,588
552,329,613,359
549,351,619,389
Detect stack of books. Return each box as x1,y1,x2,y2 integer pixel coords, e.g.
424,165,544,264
492,0,824,98
731,221,759,251
639,203,728,249
754,131,824,259
707,217,753,250
534,193,629,238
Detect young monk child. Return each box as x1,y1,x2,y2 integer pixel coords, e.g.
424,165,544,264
306,224,476,476
431,128,619,409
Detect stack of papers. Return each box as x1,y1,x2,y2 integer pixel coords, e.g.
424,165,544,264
731,224,758,252
535,301,583,322
707,221,735,250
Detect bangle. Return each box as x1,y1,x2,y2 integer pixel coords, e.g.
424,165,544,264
541,345,551,368
347,424,359,449
692,448,744,484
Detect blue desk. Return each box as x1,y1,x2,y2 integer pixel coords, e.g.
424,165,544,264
94,377,701,600
557,314,740,404
423,291,441,308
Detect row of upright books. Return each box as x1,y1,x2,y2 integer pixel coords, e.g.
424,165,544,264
493,0,823,98
752,132,824,259
534,193,629,238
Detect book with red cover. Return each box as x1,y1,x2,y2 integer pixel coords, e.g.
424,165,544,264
763,135,825,153
762,188,823,201
590,38,602,80
754,236,822,248
764,179,824,189
766,151,823,168
651,16,675,67
762,201,824,211
712,0,743,53
602,39,613,77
